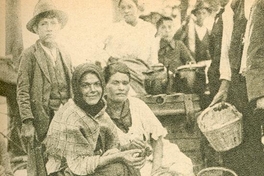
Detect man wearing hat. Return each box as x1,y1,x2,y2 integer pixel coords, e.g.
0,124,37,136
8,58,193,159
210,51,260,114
16,0,72,175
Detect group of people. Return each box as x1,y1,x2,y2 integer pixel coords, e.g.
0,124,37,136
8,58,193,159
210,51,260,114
4,0,263,176
15,0,196,176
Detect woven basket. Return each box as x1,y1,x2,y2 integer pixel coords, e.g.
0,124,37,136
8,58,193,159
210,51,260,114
197,103,243,152
197,167,238,176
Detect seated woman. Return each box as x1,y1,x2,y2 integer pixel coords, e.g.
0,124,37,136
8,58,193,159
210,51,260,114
45,63,145,176
104,62,194,176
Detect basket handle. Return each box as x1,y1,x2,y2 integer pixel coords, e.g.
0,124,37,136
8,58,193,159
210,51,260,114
198,102,241,122
197,167,238,176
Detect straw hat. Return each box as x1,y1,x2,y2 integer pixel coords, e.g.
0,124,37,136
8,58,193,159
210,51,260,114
26,0,68,33
191,1,212,16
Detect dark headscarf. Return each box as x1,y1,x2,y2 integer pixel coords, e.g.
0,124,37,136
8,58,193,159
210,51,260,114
104,62,131,84
72,63,105,117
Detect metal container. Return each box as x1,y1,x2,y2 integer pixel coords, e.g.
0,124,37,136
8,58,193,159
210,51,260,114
174,63,206,94
143,64,168,95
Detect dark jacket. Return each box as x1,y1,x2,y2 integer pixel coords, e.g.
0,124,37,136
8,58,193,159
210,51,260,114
207,8,224,97
17,40,73,141
229,0,247,70
244,0,264,102
158,39,194,73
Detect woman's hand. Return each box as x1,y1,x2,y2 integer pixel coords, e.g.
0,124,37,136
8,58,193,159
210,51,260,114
121,138,146,151
103,148,120,156
121,149,146,169
129,138,146,150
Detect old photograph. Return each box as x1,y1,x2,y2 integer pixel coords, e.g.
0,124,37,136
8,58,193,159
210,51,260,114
0,0,263,175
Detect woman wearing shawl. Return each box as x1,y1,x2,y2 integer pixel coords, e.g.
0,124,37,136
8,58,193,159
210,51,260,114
45,63,145,176
104,62,194,176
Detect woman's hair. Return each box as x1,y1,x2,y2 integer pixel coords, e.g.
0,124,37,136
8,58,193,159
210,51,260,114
104,62,131,84
156,16,173,29
118,0,144,12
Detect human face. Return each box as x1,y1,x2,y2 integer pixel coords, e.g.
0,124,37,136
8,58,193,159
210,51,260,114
119,0,138,25
106,72,130,103
158,20,174,41
80,73,103,105
196,9,209,26
34,18,61,46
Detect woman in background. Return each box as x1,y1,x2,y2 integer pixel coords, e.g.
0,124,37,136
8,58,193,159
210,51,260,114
104,0,158,95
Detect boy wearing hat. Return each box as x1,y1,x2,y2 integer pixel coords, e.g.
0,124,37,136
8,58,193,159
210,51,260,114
16,0,72,175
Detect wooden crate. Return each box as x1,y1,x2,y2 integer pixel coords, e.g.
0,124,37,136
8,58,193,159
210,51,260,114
139,93,201,116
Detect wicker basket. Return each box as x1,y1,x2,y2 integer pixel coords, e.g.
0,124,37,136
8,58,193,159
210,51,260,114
197,103,243,152
197,167,238,176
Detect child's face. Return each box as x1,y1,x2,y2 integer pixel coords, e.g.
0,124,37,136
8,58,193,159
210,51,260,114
34,17,61,45
158,20,174,41
196,9,209,26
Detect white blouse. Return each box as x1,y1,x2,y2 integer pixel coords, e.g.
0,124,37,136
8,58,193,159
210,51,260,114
104,19,158,65
111,97,194,176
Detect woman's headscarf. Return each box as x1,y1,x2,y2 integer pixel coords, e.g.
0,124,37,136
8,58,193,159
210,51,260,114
72,63,105,116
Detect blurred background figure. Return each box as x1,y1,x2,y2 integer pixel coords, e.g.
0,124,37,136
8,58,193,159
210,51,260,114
176,1,212,62
161,0,182,35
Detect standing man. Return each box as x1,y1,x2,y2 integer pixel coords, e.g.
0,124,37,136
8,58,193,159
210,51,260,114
207,0,231,106
203,0,232,167
240,0,264,175
16,0,72,175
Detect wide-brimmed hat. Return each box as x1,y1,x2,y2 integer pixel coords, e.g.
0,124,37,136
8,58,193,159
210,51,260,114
139,11,164,25
26,0,68,33
191,1,212,16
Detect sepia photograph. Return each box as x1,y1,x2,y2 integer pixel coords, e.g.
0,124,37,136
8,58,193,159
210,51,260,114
0,0,263,175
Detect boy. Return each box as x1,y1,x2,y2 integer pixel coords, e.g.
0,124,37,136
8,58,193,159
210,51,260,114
16,0,72,175
157,16,195,73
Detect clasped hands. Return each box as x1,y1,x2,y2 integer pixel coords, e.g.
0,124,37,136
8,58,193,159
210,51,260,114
104,138,150,169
